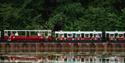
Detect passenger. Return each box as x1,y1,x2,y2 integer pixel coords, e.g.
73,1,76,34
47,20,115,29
120,35,124,38
37,32,41,36
48,33,51,36
75,34,80,40
10,32,15,36
113,35,116,40
15,32,19,36
110,36,114,40
67,34,73,40
92,35,96,40
67,34,70,38
60,34,65,40
117,35,124,40
95,34,100,40
9,32,15,41
4,32,8,36
84,34,88,38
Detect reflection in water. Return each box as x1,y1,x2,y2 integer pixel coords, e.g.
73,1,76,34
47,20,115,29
1,55,125,63
42,57,125,63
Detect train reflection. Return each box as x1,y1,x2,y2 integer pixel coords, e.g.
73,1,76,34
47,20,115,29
1,55,125,63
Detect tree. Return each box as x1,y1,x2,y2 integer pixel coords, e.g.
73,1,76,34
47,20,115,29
0,0,125,31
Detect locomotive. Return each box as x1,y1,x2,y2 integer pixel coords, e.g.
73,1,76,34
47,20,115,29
0,30,125,42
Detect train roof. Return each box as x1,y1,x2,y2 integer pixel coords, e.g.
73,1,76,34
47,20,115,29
55,31,102,34
4,30,52,32
106,31,125,34
2,30,125,34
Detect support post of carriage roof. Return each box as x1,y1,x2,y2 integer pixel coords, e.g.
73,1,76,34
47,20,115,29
25,31,27,36
29,31,31,36
102,31,106,42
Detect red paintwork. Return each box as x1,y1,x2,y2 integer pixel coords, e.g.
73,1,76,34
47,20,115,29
10,36,45,41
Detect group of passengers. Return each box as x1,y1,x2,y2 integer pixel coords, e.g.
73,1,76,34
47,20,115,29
108,34,125,41
4,32,125,41
56,34,102,41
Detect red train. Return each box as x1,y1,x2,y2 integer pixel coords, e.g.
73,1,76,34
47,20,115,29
0,30,125,42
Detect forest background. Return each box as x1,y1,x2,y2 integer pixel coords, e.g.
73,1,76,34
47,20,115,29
0,0,125,31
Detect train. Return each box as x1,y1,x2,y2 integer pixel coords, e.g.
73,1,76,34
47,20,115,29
0,30,125,42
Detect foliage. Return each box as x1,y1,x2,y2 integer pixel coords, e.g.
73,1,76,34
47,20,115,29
0,0,125,31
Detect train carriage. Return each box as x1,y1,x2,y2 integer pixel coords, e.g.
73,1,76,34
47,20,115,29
3,30,52,42
106,31,125,42
0,30,125,42
0,30,125,63
55,31,102,41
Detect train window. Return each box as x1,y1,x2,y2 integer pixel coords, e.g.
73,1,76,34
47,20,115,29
48,32,51,36
85,34,89,37
42,32,45,36
99,34,102,37
124,33,125,37
110,34,115,40
115,33,118,38
18,31,24,36
106,33,109,36
55,34,58,37
30,32,37,36
58,34,60,37
94,34,97,37
90,33,93,37
45,32,48,36
67,34,72,38
73,33,75,38
119,34,123,37
110,34,114,36
64,34,67,38
51,32,54,36
106,33,109,40
81,33,84,38
60,34,63,37
76,34,80,38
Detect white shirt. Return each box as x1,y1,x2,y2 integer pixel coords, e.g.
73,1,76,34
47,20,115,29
15,33,19,36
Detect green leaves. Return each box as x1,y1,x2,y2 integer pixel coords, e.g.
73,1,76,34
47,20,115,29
0,0,125,31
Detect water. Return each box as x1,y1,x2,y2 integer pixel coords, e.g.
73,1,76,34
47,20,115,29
1,56,125,63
